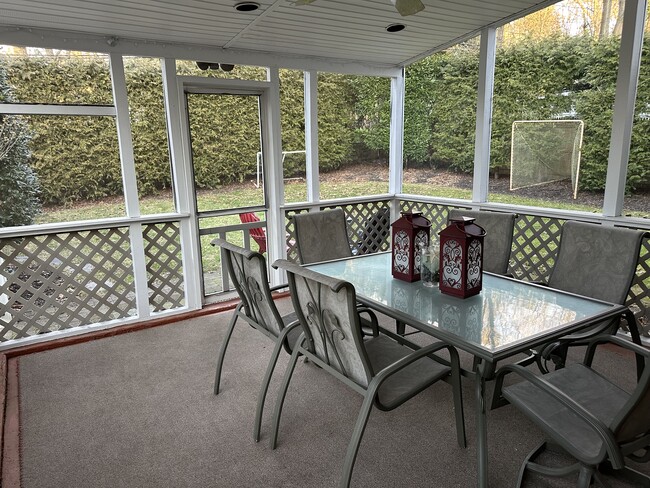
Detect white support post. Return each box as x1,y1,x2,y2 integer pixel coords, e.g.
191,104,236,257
109,53,140,218
0,258,10,323
109,53,150,320
265,67,286,286
473,27,497,204
161,58,202,310
389,68,406,219
304,70,320,203
603,0,648,217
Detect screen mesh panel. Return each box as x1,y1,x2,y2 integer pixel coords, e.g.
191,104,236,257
510,120,584,199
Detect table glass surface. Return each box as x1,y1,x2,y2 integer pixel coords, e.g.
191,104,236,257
307,252,620,357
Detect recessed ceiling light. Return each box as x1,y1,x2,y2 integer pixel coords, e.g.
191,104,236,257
386,23,406,33
234,2,260,12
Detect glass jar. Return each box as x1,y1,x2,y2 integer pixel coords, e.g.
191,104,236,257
420,243,440,288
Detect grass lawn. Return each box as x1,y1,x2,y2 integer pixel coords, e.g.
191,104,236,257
37,179,609,226
35,178,642,295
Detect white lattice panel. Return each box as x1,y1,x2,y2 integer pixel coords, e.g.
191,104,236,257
0,228,136,341
400,201,450,236
401,200,650,336
325,201,392,255
285,202,392,263
284,209,308,263
510,215,564,283
143,222,185,312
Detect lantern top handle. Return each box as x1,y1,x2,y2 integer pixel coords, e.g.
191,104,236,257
448,216,487,237
398,210,430,226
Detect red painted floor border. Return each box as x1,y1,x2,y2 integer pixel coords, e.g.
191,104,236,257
2,358,20,488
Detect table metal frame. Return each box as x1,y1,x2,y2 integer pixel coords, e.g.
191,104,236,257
306,252,634,488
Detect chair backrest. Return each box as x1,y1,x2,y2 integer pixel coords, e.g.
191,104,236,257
275,259,371,388
239,212,267,254
212,238,284,337
447,209,516,275
549,221,645,304
292,208,353,264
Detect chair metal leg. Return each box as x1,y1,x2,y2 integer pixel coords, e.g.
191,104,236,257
577,465,595,488
451,370,466,448
396,319,405,335
593,471,614,488
616,466,650,487
253,324,299,443
214,307,241,395
599,461,650,487
270,345,302,450
517,441,593,488
339,388,376,488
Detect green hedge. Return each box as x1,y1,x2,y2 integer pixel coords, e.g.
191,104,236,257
1,59,356,204
1,35,649,205
0,65,41,226
359,35,649,192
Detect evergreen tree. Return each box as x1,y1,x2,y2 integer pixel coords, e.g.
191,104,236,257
0,64,41,227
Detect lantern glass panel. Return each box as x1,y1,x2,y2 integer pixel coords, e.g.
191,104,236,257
467,239,482,289
393,230,410,274
441,239,463,290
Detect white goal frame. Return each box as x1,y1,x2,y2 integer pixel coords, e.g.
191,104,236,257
510,119,584,199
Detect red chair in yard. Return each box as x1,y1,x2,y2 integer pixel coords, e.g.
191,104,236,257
239,212,267,254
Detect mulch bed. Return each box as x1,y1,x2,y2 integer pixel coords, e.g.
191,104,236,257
321,163,650,216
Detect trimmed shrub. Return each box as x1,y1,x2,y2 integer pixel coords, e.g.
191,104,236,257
0,65,41,227
2,36,649,203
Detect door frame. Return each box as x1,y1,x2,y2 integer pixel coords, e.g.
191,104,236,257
176,76,274,301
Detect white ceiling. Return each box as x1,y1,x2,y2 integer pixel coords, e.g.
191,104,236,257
0,0,558,69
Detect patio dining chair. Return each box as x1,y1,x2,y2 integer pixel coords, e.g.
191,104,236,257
210,238,302,442
270,259,466,488
524,221,647,373
492,334,650,487
292,208,379,337
239,212,267,254
447,209,516,275
292,208,354,265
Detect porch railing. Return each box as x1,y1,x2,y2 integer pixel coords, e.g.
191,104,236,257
1,195,649,345
284,196,650,336
0,217,185,343
198,218,270,294
400,198,650,336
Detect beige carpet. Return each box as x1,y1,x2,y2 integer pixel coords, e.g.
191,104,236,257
16,298,650,487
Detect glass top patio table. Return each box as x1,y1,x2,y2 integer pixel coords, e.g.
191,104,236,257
307,251,628,487
306,252,626,364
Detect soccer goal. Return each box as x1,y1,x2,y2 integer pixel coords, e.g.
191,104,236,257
510,120,584,199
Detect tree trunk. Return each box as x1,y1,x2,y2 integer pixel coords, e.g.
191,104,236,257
613,0,625,36
599,0,612,39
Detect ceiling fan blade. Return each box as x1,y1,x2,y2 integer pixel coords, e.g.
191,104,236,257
292,0,425,16
391,0,425,16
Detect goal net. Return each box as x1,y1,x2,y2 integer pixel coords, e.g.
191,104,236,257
510,120,584,199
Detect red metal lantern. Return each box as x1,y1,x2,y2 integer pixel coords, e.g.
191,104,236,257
438,217,486,298
391,211,431,282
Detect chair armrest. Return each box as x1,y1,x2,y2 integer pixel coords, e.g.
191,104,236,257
269,283,289,293
493,363,624,468
549,320,617,344
277,319,302,353
584,334,650,371
370,342,461,388
355,305,379,337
